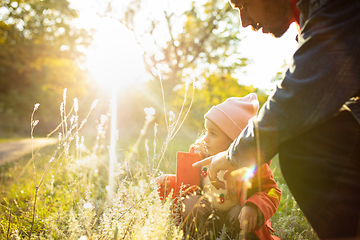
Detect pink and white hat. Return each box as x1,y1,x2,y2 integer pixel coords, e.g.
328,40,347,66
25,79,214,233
204,93,259,141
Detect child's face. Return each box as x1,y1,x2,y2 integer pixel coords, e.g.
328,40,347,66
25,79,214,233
203,119,233,156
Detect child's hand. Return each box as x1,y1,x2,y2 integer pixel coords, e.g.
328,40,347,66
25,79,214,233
238,203,261,232
190,142,210,159
155,174,175,196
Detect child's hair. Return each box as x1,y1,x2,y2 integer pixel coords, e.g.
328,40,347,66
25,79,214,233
204,93,259,141
191,93,259,157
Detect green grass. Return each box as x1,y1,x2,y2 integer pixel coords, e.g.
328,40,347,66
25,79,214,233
0,133,182,239
0,132,319,240
0,91,319,239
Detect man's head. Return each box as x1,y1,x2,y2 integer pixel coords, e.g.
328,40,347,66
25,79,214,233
229,0,295,38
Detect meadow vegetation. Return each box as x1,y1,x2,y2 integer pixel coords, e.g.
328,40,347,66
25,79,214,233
0,89,320,240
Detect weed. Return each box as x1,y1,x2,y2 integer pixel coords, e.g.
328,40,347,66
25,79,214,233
0,84,319,240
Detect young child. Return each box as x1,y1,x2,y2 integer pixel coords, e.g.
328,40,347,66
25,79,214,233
156,93,281,240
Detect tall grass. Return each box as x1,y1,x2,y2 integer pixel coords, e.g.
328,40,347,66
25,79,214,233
0,85,319,239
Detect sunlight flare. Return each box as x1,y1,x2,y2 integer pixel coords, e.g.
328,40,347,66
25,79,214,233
85,19,146,90
108,87,118,204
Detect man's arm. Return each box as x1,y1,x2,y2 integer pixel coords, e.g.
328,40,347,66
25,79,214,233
194,0,360,186
229,0,360,168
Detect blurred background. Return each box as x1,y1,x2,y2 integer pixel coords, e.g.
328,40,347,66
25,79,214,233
0,0,298,147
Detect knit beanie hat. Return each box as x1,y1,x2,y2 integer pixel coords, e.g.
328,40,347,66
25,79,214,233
204,93,259,141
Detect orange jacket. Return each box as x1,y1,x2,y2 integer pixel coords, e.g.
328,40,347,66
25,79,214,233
157,152,281,240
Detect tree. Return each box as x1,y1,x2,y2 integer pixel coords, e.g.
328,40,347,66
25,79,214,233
0,0,93,135
114,0,267,130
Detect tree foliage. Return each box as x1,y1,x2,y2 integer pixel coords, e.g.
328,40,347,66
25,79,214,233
0,0,269,139
115,0,268,132
0,0,93,136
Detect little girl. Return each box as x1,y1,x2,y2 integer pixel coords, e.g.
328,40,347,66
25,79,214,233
156,93,281,240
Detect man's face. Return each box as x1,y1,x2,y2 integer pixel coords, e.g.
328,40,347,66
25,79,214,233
230,0,295,38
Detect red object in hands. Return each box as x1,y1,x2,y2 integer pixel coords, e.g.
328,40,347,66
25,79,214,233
176,152,201,194
156,152,201,201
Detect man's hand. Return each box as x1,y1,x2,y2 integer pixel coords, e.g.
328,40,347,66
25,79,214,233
225,167,252,193
192,150,234,189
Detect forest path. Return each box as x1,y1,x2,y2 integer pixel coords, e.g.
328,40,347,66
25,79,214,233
0,138,57,166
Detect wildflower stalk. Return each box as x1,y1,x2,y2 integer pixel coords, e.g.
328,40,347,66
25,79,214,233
46,106,74,138
153,78,195,175
28,186,39,240
27,94,98,239
74,98,79,159
15,105,74,184
100,79,194,236
37,99,99,188
127,107,155,165
159,72,169,133
63,88,68,141
30,103,40,182
108,88,118,204
6,203,11,240
29,103,40,240
167,78,195,142
93,114,109,155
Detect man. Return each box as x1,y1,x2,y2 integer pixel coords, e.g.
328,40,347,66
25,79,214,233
194,0,360,239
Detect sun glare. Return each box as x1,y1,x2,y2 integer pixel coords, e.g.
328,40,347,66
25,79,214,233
69,0,147,91
85,20,147,90
68,1,151,204
235,23,299,90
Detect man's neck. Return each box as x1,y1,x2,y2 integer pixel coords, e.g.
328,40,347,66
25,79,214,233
291,0,300,24
291,0,301,33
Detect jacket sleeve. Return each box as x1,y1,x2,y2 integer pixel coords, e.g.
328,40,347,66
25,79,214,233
157,175,176,200
243,163,281,224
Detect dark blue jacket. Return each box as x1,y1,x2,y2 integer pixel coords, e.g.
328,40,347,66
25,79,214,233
229,0,360,166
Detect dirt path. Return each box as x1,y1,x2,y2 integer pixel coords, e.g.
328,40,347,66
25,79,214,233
0,138,58,166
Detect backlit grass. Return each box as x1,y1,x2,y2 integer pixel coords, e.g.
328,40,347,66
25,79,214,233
0,88,319,240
